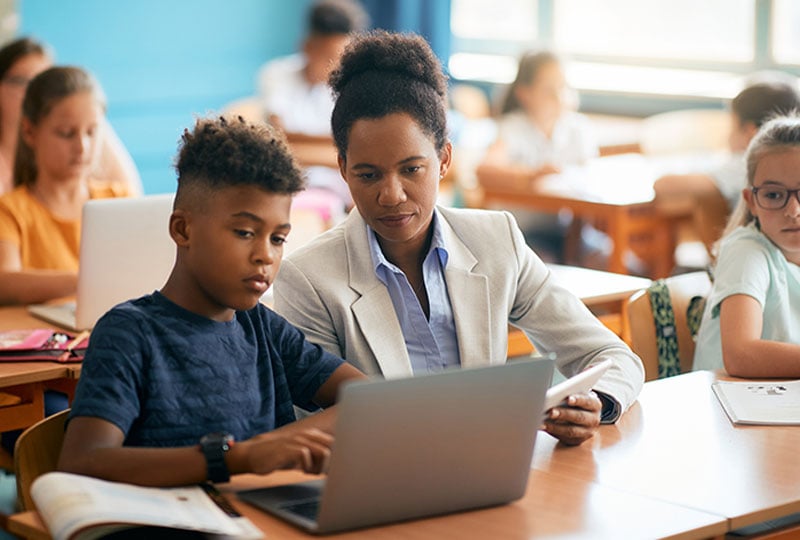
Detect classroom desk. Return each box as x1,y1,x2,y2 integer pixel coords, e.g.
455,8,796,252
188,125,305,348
7,468,727,540
533,370,800,533
506,264,651,356
17,371,800,539
0,307,78,432
476,154,678,278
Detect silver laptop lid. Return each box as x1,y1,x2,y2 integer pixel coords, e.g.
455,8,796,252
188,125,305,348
314,358,554,533
75,194,175,329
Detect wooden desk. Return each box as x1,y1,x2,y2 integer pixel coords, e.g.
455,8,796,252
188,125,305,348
477,154,677,278
507,264,651,356
7,468,726,540
533,370,800,532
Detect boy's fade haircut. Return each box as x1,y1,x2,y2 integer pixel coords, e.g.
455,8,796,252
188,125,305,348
308,0,369,36
174,116,306,203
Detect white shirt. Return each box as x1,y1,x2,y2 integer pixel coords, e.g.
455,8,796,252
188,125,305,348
693,223,800,372
710,153,746,211
257,53,334,137
497,110,598,169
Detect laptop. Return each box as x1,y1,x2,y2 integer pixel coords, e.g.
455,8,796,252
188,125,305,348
28,194,176,330
237,358,554,534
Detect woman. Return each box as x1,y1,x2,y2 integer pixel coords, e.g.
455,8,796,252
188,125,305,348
273,31,643,445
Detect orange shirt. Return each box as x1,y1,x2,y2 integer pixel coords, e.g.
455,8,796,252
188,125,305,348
0,182,130,271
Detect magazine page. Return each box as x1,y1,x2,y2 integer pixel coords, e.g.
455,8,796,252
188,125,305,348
712,380,800,425
31,472,262,540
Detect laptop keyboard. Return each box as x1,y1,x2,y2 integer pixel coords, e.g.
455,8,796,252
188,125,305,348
281,498,321,520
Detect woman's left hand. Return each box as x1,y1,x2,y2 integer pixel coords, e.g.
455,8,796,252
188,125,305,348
542,391,602,446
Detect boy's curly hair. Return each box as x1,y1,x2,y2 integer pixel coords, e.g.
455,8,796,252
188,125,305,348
175,116,305,195
329,30,448,158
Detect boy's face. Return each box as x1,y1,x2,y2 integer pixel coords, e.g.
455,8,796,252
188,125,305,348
178,185,292,321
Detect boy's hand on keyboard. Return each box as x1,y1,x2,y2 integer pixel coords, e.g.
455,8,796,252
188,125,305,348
246,428,334,475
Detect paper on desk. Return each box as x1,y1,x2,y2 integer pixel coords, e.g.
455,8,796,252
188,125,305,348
712,380,800,425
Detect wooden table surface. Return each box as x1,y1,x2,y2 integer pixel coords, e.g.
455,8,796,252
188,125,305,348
9,468,727,540
533,370,800,531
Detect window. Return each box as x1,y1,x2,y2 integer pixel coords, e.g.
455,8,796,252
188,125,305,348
772,0,800,65
449,0,798,111
553,0,755,64
449,0,538,82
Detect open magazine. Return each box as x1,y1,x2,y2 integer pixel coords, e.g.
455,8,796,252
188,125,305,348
31,472,263,540
712,380,800,425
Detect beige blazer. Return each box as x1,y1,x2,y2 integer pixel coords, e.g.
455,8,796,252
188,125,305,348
274,206,643,412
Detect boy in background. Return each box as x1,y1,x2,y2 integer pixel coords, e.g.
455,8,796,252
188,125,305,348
654,78,800,255
256,0,368,213
58,117,364,487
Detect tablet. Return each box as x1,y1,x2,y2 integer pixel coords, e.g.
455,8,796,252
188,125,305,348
544,359,612,411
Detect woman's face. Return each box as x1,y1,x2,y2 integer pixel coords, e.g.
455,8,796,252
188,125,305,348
338,112,451,257
0,52,51,133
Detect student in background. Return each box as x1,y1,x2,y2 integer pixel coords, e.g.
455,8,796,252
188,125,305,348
58,117,365,486
476,51,598,262
693,115,800,377
257,0,368,214
0,66,131,305
274,31,643,446
0,37,142,195
654,79,800,254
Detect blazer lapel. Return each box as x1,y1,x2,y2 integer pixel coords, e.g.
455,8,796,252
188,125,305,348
344,212,413,378
439,210,492,369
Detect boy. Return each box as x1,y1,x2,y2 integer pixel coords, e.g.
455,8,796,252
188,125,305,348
58,117,365,487
654,78,800,254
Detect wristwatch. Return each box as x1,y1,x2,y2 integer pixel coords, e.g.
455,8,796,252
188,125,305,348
199,432,235,483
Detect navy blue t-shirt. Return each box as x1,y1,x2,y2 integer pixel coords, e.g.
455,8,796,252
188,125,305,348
69,292,344,447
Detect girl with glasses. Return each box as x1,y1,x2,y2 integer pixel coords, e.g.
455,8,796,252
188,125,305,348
693,115,800,376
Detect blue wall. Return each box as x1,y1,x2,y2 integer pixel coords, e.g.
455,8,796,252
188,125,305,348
19,0,314,194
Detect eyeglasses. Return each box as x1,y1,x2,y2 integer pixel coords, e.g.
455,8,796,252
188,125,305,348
751,186,800,210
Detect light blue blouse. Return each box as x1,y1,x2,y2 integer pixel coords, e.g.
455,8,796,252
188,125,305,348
367,211,460,373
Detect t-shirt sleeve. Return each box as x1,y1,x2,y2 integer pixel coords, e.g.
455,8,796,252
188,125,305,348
68,308,147,436
0,201,21,246
266,308,345,410
708,234,771,319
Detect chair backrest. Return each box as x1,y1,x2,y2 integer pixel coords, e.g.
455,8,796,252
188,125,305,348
639,109,731,156
14,409,70,511
626,272,712,381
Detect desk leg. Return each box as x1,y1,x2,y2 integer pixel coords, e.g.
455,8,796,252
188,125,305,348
606,208,630,274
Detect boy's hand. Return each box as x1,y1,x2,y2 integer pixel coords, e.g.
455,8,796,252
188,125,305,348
246,428,334,475
542,391,602,446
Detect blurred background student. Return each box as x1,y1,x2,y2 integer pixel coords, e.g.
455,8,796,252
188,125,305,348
0,66,130,306
0,37,141,196
654,77,800,257
476,51,598,263
256,0,368,219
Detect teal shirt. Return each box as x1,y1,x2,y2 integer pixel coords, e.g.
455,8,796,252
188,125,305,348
693,224,800,372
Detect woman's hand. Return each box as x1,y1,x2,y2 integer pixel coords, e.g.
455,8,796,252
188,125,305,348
542,391,602,446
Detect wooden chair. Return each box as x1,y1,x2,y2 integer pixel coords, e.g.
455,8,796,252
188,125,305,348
14,409,70,511
625,272,711,381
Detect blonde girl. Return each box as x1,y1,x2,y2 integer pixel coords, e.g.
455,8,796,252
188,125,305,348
693,115,800,376
0,66,131,304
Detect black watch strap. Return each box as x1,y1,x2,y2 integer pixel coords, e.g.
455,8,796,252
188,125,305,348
199,432,234,483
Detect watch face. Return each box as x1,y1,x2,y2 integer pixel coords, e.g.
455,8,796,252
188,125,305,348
201,432,234,448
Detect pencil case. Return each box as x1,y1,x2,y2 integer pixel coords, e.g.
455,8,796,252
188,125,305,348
0,329,89,362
